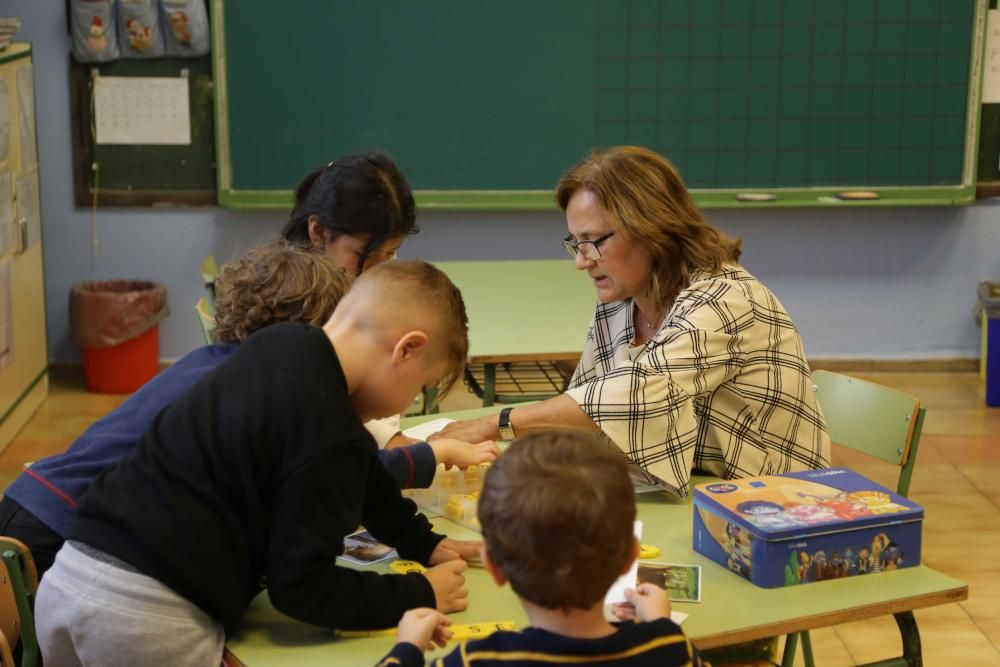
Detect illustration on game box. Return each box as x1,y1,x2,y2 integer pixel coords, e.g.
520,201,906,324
692,467,923,588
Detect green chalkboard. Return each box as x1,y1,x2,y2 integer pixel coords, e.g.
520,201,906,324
212,0,988,209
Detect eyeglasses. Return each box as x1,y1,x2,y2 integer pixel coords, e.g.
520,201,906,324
562,231,616,261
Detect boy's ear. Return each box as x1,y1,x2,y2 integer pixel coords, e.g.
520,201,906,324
392,331,429,363
620,536,640,575
482,546,507,587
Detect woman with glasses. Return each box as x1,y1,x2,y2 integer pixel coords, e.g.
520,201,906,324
283,151,419,448
438,146,830,495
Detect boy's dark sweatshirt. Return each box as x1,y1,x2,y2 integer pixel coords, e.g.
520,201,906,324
73,322,444,632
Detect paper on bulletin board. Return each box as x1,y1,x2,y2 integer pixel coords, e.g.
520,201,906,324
986,10,1000,104
0,170,11,255
15,171,40,248
0,79,9,163
15,65,36,170
0,259,12,371
94,75,191,145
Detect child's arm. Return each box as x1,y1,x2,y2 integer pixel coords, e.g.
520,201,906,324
377,439,497,490
378,442,437,489
374,608,452,667
427,438,499,471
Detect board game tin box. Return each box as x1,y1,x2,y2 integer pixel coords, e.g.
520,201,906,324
692,467,923,588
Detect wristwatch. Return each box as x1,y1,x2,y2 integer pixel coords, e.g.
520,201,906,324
497,407,517,441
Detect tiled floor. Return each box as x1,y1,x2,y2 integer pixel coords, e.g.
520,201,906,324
2,369,998,666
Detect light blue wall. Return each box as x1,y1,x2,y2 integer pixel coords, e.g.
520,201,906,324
16,2,1000,363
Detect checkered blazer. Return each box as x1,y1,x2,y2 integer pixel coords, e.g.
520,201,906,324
567,264,830,495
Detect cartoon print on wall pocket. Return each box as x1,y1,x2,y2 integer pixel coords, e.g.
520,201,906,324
119,0,165,58
71,0,120,62
160,0,210,56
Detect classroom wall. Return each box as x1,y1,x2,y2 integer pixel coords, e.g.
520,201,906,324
16,2,1000,364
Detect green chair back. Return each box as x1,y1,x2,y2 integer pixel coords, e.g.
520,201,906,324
780,371,926,667
811,369,925,496
196,297,216,345
199,255,220,303
0,537,38,667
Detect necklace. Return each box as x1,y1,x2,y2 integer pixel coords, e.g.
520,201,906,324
634,305,662,331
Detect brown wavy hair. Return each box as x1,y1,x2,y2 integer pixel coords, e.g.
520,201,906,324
478,432,636,610
556,146,742,311
212,242,352,344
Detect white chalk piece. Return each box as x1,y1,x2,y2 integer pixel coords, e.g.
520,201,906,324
836,191,880,201
736,193,777,202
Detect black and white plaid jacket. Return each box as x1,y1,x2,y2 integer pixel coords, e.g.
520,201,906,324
567,265,830,496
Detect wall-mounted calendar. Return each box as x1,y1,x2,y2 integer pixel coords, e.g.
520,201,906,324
94,75,190,145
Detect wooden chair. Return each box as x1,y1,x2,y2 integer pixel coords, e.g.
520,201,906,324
0,537,39,667
199,255,220,303
196,297,216,345
781,370,926,667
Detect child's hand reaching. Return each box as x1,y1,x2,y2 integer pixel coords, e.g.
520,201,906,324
396,608,453,650
429,538,482,565
423,560,469,613
429,438,499,470
611,583,672,622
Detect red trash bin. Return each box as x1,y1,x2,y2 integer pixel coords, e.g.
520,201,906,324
70,280,169,394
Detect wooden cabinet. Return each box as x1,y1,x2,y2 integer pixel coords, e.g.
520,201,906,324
0,44,47,451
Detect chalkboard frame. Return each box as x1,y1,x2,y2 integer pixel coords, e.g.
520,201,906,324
211,0,988,210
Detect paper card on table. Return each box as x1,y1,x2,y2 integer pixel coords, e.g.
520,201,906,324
402,417,455,442
338,530,397,566
603,520,642,605
638,562,702,603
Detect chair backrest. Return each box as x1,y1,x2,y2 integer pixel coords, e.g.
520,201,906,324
199,255,220,303
811,370,925,497
0,537,38,667
196,297,216,345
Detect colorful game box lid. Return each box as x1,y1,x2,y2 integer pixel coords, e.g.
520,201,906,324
693,467,923,541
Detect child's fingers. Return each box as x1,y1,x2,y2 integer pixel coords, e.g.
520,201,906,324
611,602,635,620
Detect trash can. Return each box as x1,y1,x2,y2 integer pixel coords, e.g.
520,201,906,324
70,280,169,394
979,281,1000,407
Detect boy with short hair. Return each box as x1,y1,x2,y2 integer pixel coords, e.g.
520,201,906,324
36,260,479,667
380,432,708,667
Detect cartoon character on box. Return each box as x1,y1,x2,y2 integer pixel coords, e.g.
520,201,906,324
858,546,871,574
848,490,910,515
827,551,845,579
783,501,838,526
843,547,857,576
736,500,805,529
86,16,108,54
881,542,904,570
869,533,890,573
724,523,753,579
169,11,192,47
126,18,152,51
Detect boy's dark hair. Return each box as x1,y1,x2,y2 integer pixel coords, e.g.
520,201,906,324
478,432,636,610
213,241,352,344
281,151,418,274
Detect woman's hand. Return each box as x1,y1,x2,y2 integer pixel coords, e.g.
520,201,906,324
429,438,499,470
433,416,498,443
611,583,671,622
396,608,453,650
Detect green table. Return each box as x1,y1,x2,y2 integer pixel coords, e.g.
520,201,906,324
224,410,968,666
433,260,596,406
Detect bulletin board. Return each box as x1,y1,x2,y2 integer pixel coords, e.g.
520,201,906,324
69,54,216,206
